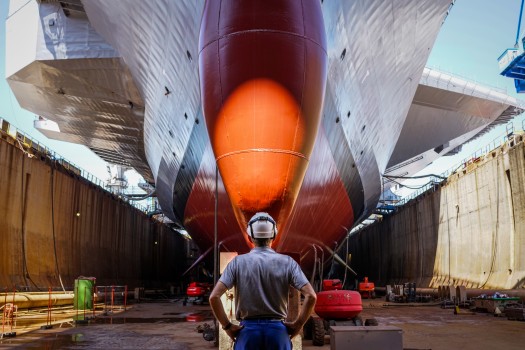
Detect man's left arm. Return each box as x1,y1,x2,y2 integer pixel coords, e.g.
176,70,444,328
284,282,317,339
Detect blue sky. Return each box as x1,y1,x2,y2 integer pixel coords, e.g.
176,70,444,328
1,0,524,185
429,0,520,87
420,0,525,179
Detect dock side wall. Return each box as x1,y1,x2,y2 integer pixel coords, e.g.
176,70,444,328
349,138,525,290
0,137,187,291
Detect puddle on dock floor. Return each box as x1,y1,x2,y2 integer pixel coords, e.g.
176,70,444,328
0,310,214,349
0,333,88,349
91,310,213,324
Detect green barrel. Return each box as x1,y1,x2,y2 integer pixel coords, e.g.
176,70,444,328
74,277,95,310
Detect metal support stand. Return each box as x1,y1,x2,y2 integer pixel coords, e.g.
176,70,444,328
213,164,219,346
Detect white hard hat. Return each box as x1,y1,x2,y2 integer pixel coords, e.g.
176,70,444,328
246,212,278,239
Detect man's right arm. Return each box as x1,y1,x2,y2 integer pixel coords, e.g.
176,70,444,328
209,281,231,328
284,282,317,339
209,281,243,340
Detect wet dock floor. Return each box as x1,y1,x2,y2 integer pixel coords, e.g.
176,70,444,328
1,299,524,349
0,301,216,350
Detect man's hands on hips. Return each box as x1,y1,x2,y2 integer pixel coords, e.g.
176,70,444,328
284,321,302,339
284,282,317,339
225,323,244,341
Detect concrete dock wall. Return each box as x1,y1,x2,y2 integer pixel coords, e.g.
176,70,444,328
0,136,187,291
349,136,525,290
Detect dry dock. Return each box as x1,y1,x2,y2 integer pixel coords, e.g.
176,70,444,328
0,126,187,290
1,299,524,349
349,133,525,291
3,96,525,349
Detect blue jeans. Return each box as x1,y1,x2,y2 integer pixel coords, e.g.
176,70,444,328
234,319,292,350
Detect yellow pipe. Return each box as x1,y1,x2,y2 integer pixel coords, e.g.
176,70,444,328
0,292,74,309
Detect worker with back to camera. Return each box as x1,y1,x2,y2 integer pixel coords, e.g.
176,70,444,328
209,212,317,350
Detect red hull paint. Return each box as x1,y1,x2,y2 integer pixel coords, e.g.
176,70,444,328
184,144,250,254
183,125,355,274
275,127,354,267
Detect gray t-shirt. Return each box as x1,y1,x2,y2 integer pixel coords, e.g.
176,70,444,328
219,246,309,320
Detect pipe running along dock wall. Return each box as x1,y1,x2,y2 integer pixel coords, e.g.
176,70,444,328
349,135,525,290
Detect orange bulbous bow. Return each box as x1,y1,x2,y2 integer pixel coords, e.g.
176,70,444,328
199,0,327,237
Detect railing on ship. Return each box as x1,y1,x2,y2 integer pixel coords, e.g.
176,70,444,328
394,120,524,207
0,120,152,214
351,121,524,235
423,65,509,95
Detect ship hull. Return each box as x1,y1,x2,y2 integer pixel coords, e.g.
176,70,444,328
6,0,453,277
